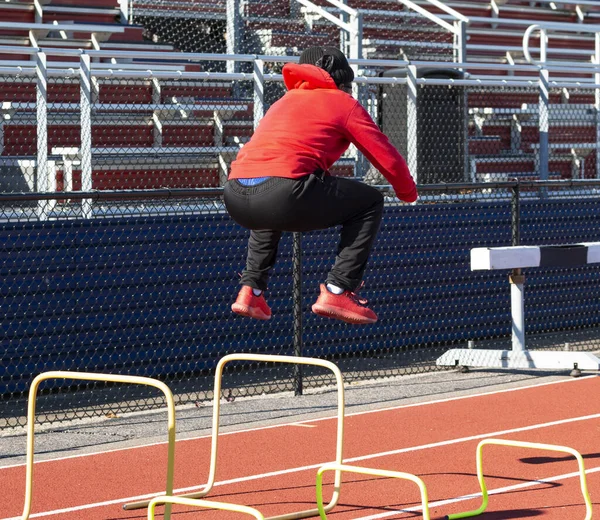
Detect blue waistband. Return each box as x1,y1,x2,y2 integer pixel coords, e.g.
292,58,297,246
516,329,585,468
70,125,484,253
237,177,269,186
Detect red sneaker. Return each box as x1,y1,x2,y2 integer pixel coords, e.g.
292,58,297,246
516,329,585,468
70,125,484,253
231,286,272,320
311,284,377,325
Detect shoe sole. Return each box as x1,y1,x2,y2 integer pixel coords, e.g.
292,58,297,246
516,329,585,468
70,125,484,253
311,304,377,325
232,303,271,321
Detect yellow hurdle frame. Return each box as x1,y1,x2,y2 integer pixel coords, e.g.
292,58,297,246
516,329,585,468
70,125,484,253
20,371,177,520
448,438,593,520
125,353,345,520
315,463,431,520
147,495,265,519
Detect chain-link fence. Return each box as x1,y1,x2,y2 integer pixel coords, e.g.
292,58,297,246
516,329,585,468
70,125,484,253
3,182,600,429
3,53,600,428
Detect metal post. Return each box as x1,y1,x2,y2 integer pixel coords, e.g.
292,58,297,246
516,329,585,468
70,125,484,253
33,0,43,23
595,32,600,179
510,182,525,352
226,0,240,74
349,12,366,177
511,182,520,248
35,52,49,221
339,0,349,57
406,65,419,183
151,77,162,147
453,20,467,63
118,0,130,24
510,272,526,352
354,81,369,179
537,27,549,191
349,11,363,67
80,54,93,219
253,59,264,131
292,232,303,396
454,20,469,181
538,67,549,196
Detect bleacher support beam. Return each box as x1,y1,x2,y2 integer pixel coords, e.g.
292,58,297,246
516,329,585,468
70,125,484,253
436,243,600,373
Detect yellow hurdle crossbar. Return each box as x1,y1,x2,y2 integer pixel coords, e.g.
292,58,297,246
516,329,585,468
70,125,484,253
125,353,345,520
147,496,265,519
20,371,177,520
315,463,431,520
448,438,593,520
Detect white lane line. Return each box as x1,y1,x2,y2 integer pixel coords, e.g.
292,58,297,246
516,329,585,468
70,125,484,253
3,410,599,519
356,466,600,519
1,375,593,470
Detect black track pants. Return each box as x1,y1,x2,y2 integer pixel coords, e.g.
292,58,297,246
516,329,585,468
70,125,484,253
223,172,384,292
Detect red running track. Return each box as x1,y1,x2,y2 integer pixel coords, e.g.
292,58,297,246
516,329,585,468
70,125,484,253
2,376,600,519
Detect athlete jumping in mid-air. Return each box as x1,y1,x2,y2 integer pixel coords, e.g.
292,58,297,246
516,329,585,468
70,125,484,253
224,45,417,325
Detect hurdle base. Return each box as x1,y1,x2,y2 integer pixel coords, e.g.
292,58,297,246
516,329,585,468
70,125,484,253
436,349,600,371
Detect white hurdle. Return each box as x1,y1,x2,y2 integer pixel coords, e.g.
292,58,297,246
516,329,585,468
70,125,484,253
437,242,600,373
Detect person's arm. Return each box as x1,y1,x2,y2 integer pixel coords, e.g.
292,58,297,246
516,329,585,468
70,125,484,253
344,101,418,203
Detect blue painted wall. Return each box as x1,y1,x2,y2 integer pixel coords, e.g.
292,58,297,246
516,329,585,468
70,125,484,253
2,198,600,395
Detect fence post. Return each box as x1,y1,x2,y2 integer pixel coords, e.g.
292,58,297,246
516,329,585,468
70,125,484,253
453,19,467,63
538,67,549,199
407,65,419,183
349,11,363,66
511,181,520,248
595,32,600,179
453,20,470,181
253,58,265,130
118,0,130,23
510,181,525,352
339,0,349,57
80,53,93,219
226,0,240,74
151,77,163,147
35,51,49,221
292,232,303,396
349,11,369,178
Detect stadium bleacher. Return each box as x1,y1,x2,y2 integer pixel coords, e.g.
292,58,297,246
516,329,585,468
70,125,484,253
0,0,258,191
2,0,600,191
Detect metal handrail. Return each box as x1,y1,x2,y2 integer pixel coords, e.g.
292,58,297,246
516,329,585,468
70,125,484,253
419,0,468,23
4,44,600,73
523,22,600,66
470,15,600,31
320,0,357,16
294,0,362,61
7,53,600,87
396,0,462,34
3,180,600,202
296,0,355,33
506,0,600,8
0,21,126,33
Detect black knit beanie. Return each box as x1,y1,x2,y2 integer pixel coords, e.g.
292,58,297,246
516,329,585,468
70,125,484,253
298,46,354,86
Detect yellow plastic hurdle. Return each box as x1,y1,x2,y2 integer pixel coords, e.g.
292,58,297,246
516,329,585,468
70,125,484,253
147,496,265,519
315,463,431,519
20,371,177,520
125,353,346,520
448,438,593,520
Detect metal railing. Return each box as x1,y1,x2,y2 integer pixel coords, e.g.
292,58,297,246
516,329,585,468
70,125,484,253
6,47,600,214
521,23,600,182
296,0,363,63
397,0,468,61
394,0,600,65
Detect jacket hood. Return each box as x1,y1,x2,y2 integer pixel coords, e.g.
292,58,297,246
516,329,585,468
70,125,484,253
283,63,338,91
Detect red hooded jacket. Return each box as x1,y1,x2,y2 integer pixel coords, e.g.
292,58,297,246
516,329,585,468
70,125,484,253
228,63,418,203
